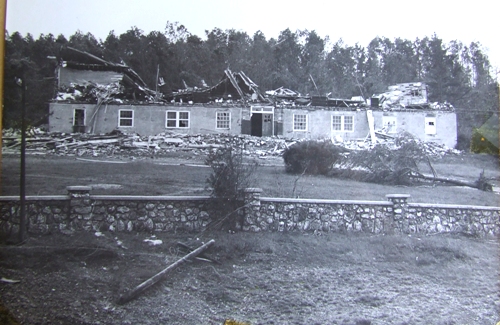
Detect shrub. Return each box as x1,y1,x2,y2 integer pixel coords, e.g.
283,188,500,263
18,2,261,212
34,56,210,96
205,142,258,230
282,140,345,175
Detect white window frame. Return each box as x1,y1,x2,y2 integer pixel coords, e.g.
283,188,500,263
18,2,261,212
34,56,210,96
293,114,308,131
425,117,436,135
166,111,190,128
216,111,231,130
331,115,354,132
382,116,397,134
118,109,134,127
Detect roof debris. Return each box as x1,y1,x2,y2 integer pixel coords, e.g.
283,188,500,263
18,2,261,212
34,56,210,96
52,50,454,112
167,69,269,104
368,82,453,111
55,46,161,104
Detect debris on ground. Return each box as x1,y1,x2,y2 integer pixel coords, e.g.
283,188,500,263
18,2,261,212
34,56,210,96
328,132,491,190
0,277,20,284
144,236,163,246
2,127,460,161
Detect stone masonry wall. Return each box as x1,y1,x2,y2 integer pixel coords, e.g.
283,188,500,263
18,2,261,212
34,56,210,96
405,203,500,236
0,187,215,236
245,199,393,233
1,187,499,237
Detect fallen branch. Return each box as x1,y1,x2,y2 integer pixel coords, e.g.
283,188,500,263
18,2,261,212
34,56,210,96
117,239,215,304
410,172,492,191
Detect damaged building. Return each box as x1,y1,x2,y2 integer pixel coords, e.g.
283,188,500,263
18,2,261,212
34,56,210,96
48,49,457,148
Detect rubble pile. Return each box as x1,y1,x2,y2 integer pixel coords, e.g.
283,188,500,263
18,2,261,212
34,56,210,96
332,132,459,157
1,129,295,160
2,128,459,161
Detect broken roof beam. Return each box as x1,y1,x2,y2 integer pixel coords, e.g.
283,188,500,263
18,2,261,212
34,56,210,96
224,69,246,100
238,71,267,102
61,46,149,89
63,46,117,67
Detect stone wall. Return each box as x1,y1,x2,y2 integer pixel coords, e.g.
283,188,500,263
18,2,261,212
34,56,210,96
0,187,216,236
1,187,499,237
241,191,499,236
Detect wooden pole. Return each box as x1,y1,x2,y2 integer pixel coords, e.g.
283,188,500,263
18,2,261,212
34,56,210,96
0,0,6,196
309,74,320,96
117,239,215,304
19,70,27,243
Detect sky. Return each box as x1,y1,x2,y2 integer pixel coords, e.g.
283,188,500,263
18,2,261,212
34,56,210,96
5,0,500,73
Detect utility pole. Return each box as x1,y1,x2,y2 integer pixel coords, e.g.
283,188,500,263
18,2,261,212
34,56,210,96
0,0,6,196
18,66,27,243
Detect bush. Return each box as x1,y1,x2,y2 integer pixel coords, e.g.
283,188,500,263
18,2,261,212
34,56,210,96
282,140,345,175
205,142,258,230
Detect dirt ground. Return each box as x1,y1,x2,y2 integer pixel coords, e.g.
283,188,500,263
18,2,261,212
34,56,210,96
0,231,499,325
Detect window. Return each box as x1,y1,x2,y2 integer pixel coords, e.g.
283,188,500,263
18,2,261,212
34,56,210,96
332,115,354,132
119,110,133,127
332,116,342,131
293,114,307,131
344,116,353,131
166,111,190,128
425,117,436,135
216,112,230,129
382,116,397,133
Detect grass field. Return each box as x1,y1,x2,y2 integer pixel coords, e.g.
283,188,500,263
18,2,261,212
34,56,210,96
1,151,499,206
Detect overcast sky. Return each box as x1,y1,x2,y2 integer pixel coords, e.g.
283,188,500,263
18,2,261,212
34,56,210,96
5,0,500,72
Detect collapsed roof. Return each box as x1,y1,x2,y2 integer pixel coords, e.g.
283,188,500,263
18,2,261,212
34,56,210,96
371,82,429,109
56,46,158,103
167,69,269,104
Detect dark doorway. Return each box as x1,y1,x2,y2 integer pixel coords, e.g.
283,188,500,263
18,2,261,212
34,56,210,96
73,109,85,133
250,113,273,137
251,113,262,137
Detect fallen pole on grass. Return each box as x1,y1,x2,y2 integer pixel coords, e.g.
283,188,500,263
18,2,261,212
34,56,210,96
117,239,215,304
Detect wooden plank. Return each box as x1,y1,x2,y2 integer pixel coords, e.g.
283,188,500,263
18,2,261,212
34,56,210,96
117,239,215,304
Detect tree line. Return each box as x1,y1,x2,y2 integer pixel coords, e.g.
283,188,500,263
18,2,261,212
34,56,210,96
3,22,498,149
